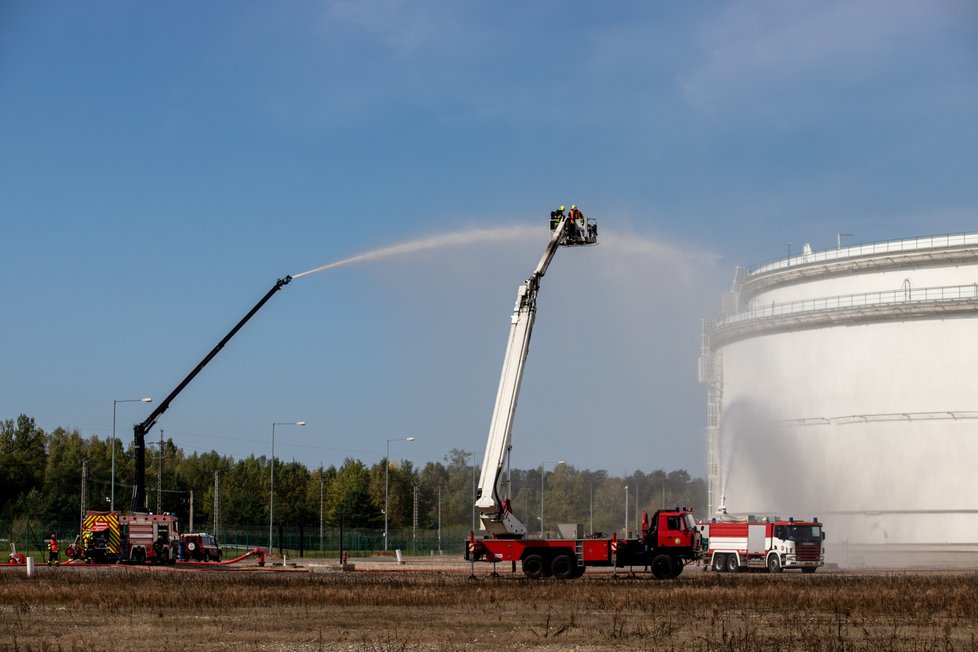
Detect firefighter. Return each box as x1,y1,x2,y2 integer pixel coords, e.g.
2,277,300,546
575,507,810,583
550,206,565,231
46,532,59,566
568,205,582,223
82,531,93,562
568,205,585,239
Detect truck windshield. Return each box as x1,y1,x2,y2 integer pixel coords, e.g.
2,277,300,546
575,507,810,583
684,514,697,531
776,524,822,543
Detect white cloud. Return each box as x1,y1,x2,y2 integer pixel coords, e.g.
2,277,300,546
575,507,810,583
680,0,951,119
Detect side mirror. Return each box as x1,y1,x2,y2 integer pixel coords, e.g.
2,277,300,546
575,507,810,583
822,532,826,541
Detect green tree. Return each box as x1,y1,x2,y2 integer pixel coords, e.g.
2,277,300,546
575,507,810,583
0,415,47,517
325,458,377,527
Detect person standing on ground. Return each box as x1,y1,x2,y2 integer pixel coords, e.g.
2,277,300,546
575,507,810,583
47,532,59,566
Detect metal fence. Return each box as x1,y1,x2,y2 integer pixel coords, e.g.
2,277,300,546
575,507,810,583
2,519,472,561
748,231,978,276
713,283,978,328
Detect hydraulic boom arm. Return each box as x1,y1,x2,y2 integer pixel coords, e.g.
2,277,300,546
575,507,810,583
130,275,292,512
475,214,596,537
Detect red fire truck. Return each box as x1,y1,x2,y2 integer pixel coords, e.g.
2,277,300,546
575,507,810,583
698,513,825,573
463,214,702,579
67,511,179,564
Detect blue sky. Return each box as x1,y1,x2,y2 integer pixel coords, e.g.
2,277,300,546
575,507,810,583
2,1,976,478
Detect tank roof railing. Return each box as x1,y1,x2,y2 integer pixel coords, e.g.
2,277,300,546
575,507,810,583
748,231,978,277
711,282,978,329
779,411,978,427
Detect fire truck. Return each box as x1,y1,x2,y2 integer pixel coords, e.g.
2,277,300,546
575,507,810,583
67,510,180,564
464,212,703,579
698,507,825,573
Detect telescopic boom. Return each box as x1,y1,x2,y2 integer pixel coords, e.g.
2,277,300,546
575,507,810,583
130,275,292,512
475,213,596,537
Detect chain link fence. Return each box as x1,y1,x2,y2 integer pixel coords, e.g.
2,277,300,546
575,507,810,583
2,519,472,561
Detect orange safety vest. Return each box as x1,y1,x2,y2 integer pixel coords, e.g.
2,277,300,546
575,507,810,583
48,538,59,553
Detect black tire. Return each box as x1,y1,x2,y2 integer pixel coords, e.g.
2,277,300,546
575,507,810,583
712,554,726,573
725,553,739,573
672,558,684,577
767,554,782,573
204,552,210,562
802,567,817,574
522,554,545,579
132,548,146,565
650,554,674,580
550,554,576,580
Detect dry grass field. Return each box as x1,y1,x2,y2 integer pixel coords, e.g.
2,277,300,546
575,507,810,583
1,562,977,651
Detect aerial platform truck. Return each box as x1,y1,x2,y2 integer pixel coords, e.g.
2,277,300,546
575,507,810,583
464,212,703,579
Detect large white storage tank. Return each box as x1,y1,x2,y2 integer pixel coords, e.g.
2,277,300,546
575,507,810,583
700,233,978,566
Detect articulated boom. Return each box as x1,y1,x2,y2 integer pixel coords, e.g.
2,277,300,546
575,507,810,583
475,214,597,537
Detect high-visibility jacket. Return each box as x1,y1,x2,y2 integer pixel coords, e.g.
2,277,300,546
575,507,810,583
48,538,59,553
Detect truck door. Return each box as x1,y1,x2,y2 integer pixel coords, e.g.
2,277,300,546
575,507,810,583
747,524,766,557
657,513,686,549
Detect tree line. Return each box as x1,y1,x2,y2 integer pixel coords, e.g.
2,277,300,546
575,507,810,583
2,414,706,536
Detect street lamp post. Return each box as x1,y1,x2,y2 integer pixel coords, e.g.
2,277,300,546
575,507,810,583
384,436,415,551
540,460,564,538
270,421,305,554
112,397,152,512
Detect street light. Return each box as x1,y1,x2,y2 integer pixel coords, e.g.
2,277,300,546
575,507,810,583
540,460,564,538
112,397,152,512
270,421,306,554
384,436,415,551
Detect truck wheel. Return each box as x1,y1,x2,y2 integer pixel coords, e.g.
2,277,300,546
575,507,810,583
650,554,674,579
522,554,545,579
672,558,684,577
802,567,817,574
550,554,576,580
725,554,739,573
767,554,782,573
712,554,726,572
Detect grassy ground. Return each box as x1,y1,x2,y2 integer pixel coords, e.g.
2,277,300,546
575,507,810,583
1,564,977,651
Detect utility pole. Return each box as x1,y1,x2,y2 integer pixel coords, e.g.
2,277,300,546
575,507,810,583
213,471,220,538
157,429,164,514
412,484,419,554
189,490,194,533
635,483,639,533
624,485,629,537
80,460,87,533
319,472,324,556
